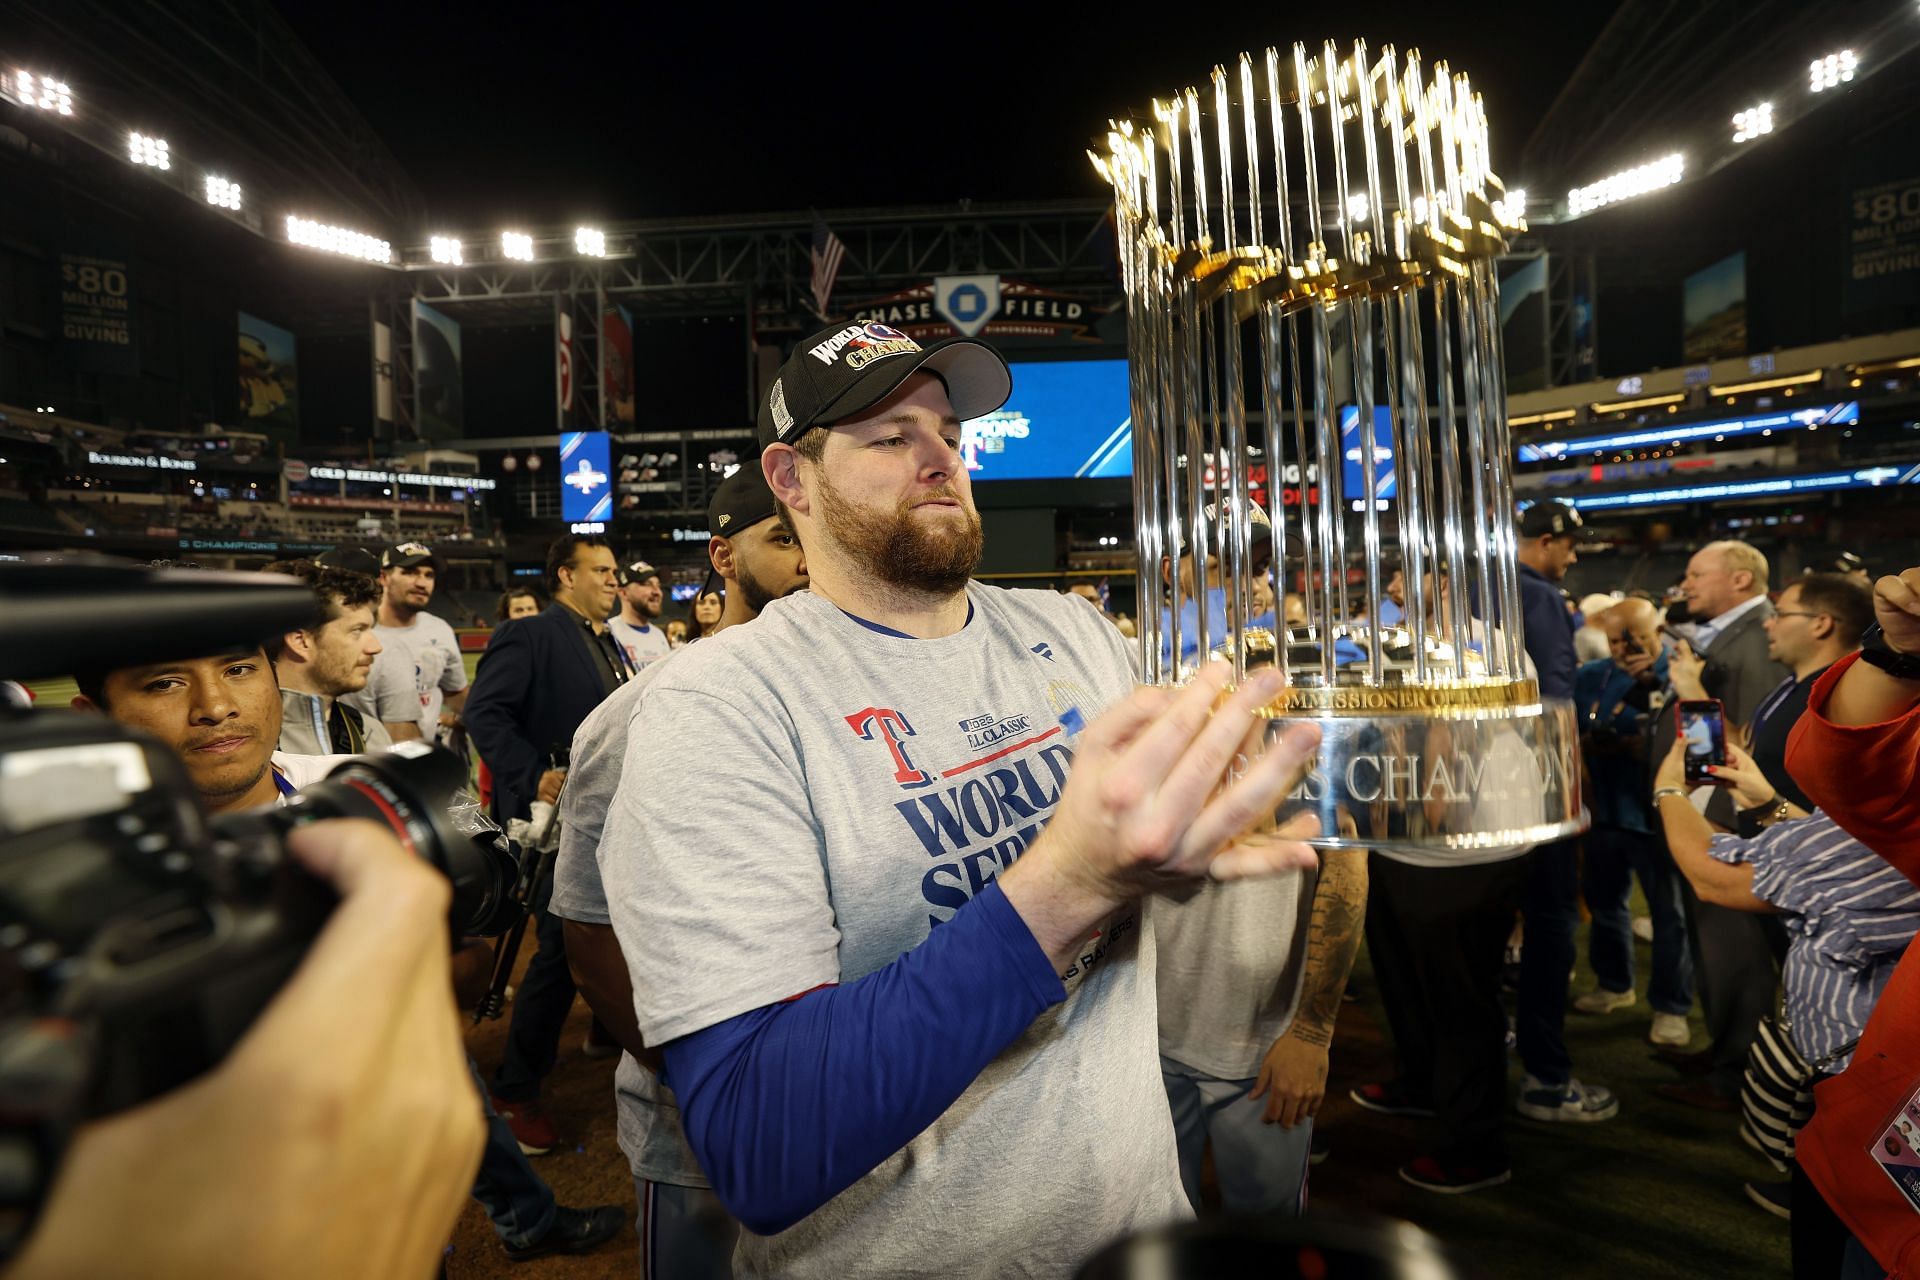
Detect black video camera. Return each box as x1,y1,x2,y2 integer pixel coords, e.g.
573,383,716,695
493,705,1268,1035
0,559,529,1256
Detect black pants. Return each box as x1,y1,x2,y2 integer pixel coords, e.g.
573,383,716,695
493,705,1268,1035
1682,880,1788,1097
1517,837,1581,1086
489,897,577,1102
1366,850,1533,1167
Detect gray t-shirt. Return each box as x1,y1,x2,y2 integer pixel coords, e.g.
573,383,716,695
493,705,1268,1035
1154,872,1315,1080
602,585,1189,1279
549,654,706,1188
607,615,672,674
342,610,467,739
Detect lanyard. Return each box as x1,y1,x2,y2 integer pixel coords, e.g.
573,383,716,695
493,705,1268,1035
272,767,296,799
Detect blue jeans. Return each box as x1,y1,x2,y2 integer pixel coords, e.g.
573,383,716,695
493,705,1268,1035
1161,1056,1313,1215
468,1059,556,1247
1518,838,1581,1087
1583,826,1695,1015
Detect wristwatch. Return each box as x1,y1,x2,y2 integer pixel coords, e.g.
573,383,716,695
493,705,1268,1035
1741,793,1796,831
1859,623,1920,682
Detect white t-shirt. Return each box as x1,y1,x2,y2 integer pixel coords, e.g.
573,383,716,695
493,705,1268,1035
548,655,706,1187
606,615,672,674
342,610,468,739
602,585,1190,1278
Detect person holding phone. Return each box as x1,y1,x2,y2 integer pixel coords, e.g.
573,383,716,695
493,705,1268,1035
1571,598,1694,1048
1652,541,1794,1114
1654,734,1920,1270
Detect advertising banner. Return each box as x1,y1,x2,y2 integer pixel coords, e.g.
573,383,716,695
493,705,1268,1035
604,303,635,427
559,431,612,527
413,300,464,439
850,277,1111,345
1846,171,1920,314
59,250,137,376
1682,252,1747,362
959,359,1130,480
238,312,299,444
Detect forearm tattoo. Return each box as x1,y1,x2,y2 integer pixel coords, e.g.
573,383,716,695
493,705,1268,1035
1289,852,1368,1047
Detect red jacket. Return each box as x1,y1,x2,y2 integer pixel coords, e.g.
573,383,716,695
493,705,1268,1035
1787,651,1920,1276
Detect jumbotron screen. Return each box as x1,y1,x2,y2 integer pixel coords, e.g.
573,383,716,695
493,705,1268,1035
961,358,1131,481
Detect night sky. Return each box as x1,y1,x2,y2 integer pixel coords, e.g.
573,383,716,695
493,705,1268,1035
274,3,1622,226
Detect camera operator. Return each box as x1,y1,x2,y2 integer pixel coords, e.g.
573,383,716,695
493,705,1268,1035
66,640,625,1264
71,646,338,805
262,559,393,757
1780,564,1920,1277
10,817,486,1279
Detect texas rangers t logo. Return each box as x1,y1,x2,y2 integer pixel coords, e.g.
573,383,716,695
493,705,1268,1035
845,706,931,787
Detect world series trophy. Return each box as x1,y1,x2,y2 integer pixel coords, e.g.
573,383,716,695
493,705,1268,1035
1094,41,1585,855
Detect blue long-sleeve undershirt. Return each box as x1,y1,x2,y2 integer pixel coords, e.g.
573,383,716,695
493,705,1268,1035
659,882,1066,1237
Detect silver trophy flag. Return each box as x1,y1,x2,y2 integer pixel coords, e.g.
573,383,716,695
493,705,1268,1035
1094,41,1584,855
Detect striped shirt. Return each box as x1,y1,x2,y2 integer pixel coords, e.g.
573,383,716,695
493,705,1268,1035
1710,813,1920,1069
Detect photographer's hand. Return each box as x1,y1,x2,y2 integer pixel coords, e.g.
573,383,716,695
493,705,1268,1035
14,819,485,1280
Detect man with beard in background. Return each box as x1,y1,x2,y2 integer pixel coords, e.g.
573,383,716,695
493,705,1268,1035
342,542,468,744
607,559,672,673
599,322,1324,1277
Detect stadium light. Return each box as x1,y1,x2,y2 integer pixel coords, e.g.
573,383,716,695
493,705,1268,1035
1345,193,1370,224
1732,103,1773,143
502,231,534,262
1566,153,1684,217
1810,50,1857,91
286,214,393,264
429,236,464,265
127,131,171,170
9,70,73,115
204,175,242,210
574,226,607,257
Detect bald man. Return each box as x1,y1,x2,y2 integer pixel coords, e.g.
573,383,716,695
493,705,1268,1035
1571,600,1694,1049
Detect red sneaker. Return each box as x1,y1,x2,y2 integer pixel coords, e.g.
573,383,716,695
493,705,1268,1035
490,1095,558,1156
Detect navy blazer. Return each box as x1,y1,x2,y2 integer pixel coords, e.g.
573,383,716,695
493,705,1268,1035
465,604,626,823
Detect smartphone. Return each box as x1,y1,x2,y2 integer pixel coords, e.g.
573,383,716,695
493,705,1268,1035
1677,699,1728,786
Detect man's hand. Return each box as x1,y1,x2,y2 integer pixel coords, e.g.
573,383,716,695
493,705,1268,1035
1874,567,1920,655
537,768,567,805
1668,640,1707,700
1248,1032,1329,1128
1621,650,1658,683
999,662,1322,969
14,819,485,1279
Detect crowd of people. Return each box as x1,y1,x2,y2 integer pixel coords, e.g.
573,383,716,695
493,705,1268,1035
18,322,1920,1280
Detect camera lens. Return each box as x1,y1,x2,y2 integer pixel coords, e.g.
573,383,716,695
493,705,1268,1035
273,745,521,936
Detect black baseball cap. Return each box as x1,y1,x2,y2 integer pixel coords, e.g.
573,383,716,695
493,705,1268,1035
1518,500,1583,539
708,465,778,537
758,321,1012,449
317,544,380,576
381,541,438,570
618,559,659,587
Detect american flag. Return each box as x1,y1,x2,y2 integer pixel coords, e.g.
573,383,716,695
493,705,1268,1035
809,220,846,318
